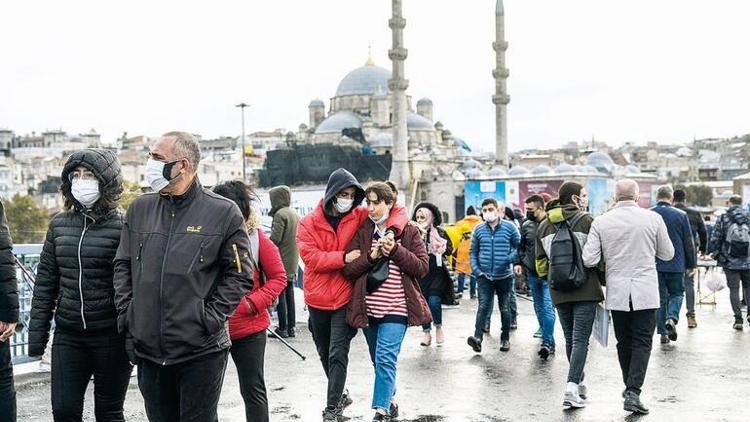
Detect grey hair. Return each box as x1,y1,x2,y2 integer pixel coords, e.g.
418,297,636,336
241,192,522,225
656,185,674,201
162,131,201,169
615,179,640,202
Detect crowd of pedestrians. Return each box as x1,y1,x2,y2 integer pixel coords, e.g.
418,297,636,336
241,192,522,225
0,132,746,421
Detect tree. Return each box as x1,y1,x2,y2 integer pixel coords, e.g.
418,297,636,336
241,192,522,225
120,181,143,212
675,184,713,207
3,194,49,244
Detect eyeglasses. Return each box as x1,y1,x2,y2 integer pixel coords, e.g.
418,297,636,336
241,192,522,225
69,171,97,182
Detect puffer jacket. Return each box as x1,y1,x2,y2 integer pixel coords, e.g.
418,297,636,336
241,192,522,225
535,204,604,306
28,149,124,357
0,200,18,324
709,205,750,270
297,169,407,311
470,219,520,281
229,229,287,340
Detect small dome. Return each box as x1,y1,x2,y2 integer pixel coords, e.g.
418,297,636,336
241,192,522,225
309,99,325,108
508,166,530,176
487,167,507,177
464,168,482,179
335,64,392,97
407,112,434,131
532,164,554,175
434,121,444,130
369,132,393,147
555,164,576,175
586,151,615,173
676,147,693,157
461,159,481,170
582,165,601,175
314,111,362,134
416,98,433,107
625,164,641,175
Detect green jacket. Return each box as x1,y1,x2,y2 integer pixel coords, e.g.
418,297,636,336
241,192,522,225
269,186,300,278
535,204,604,305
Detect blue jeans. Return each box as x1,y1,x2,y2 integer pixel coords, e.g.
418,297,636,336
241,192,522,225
363,322,407,412
527,274,556,347
684,271,695,317
556,301,597,384
457,273,477,297
474,276,513,342
657,272,685,334
422,295,442,331
484,282,517,329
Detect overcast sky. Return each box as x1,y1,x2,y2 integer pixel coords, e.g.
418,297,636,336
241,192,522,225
1,0,748,152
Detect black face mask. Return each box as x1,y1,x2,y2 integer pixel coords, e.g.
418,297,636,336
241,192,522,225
526,211,536,222
162,160,181,181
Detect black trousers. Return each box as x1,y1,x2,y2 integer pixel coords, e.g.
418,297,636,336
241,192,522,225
230,331,268,422
308,306,357,409
0,339,15,422
138,350,228,422
51,330,132,422
276,276,296,331
611,307,656,396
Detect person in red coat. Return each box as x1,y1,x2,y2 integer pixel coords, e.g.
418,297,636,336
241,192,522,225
213,181,287,422
297,169,407,422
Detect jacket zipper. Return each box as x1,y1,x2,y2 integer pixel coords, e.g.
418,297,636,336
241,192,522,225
188,242,205,273
159,202,176,365
77,214,92,330
136,242,144,276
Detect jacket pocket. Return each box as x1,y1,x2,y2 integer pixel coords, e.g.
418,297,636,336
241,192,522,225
187,242,205,274
200,301,223,335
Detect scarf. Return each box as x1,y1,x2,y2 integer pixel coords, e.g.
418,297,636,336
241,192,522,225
417,207,447,258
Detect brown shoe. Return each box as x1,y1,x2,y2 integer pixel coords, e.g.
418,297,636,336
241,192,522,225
687,315,697,328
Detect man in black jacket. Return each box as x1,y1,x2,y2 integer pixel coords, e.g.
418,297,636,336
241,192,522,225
673,189,707,328
114,131,253,422
0,200,18,422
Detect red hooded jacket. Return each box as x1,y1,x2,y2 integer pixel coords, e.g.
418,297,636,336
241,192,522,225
228,229,287,340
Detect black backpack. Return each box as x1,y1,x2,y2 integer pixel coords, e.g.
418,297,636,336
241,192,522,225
548,213,588,291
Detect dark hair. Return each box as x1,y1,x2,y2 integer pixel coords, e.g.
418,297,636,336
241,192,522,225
558,181,584,206
385,180,398,197
545,198,561,212
504,206,515,221
365,182,395,205
481,198,498,208
466,206,477,216
729,195,742,206
673,189,686,203
212,180,257,220
525,194,545,208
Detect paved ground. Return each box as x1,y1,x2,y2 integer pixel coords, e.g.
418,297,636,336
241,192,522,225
15,288,749,421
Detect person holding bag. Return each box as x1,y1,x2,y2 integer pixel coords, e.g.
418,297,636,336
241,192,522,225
342,182,430,422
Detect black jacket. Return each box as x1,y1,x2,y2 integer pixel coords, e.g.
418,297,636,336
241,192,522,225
412,203,455,304
28,149,123,357
674,203,707,254
113,180,254,365
518,219,539,276
0,200,18,324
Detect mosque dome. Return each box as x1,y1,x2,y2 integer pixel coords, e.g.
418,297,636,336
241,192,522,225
309,99,325,108
586,151,615,172
369,132,393,147
314,111,362,134
407,112,434,131
461,159,481,170
508,166,530,176
487,167,507,178
335,63,392,97
464,168,482,179
416,98,433,106
555,164,576,175
532,164,554,175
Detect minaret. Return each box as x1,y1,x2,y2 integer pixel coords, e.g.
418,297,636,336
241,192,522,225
492,0,510,167
388,0,411,191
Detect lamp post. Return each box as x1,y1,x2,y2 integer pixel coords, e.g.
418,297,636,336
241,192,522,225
235,102,250,181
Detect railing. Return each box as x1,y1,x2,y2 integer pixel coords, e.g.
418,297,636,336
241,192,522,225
10,245,42,364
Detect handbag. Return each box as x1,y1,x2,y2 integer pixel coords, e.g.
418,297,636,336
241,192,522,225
366,257,390,294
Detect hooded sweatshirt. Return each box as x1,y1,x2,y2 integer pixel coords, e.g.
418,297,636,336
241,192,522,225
297,168,407,310
534,204,604,306
269,185,300,278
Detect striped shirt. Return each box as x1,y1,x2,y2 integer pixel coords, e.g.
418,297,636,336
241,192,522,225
366,236,408,319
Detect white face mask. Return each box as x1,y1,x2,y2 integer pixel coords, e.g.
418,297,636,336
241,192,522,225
334,198,354,213
71,179,100,208
370,210,389,225
145,158,180,193
483,211,498,223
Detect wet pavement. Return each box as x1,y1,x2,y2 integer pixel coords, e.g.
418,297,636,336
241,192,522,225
15,290,748,421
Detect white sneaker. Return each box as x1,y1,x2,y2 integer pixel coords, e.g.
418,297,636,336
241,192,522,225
563,386,586,410
578,383,588,400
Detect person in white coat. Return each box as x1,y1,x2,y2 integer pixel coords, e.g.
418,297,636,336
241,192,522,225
582,179,674,416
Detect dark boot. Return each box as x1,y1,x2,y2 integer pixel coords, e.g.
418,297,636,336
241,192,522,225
623,391,649,414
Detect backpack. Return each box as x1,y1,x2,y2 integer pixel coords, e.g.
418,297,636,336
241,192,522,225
548,212,588,291
725,216,750,259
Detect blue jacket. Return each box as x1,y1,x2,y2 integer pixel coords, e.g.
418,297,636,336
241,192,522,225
470,220,520,281
651,202,696,273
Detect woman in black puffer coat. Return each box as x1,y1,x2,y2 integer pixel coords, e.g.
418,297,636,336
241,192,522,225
28,149,132,422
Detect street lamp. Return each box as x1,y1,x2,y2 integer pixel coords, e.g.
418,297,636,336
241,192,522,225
235,102,250,181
